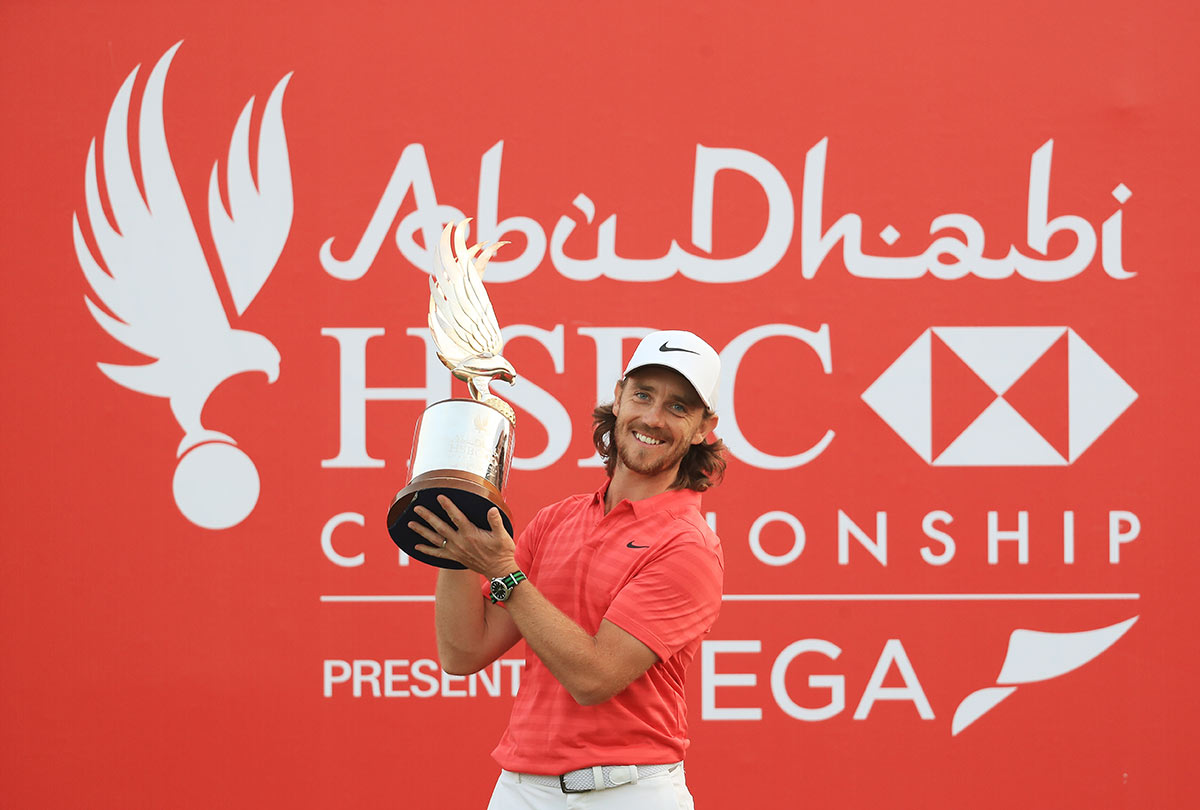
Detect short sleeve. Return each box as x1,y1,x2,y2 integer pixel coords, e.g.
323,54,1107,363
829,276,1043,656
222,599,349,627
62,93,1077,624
513,507,544,572
602,535,723,661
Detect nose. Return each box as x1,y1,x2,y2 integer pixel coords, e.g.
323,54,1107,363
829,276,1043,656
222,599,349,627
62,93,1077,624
641,402,667,428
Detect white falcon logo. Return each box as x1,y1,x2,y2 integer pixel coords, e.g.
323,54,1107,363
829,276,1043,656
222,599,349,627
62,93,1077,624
73,42,293,530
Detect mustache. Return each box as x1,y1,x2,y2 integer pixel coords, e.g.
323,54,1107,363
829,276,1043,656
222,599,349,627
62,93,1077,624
628,424,668,442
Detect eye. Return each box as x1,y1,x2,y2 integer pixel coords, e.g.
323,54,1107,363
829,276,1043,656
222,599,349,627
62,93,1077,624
670,402,687,414
633,391,650,401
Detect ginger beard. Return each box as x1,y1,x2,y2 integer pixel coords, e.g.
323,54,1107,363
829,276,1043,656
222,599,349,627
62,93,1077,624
613,414,696,478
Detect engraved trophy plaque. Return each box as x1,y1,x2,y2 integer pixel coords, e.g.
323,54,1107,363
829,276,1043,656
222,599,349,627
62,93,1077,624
387,220,517,569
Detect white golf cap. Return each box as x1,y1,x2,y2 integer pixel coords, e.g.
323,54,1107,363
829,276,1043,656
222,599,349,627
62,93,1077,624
623,330,721,411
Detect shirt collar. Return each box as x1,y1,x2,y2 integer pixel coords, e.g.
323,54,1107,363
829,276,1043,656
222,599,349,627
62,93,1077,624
593,479,701,519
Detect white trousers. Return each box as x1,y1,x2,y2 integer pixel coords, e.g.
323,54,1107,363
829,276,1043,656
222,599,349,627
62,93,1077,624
486,765,695,809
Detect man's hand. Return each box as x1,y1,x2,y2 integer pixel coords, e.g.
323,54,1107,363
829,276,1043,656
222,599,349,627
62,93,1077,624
409,495,518,579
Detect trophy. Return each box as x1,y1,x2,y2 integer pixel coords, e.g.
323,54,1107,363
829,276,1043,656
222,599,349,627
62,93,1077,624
386,220,518,569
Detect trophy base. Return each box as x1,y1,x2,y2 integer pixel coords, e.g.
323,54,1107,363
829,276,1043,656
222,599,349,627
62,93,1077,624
386,469,514,570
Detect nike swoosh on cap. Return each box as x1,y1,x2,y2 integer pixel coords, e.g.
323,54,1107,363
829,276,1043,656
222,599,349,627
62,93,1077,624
659,342,699,355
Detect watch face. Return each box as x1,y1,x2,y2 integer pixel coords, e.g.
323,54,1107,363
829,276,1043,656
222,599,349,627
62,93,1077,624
490,579,507,601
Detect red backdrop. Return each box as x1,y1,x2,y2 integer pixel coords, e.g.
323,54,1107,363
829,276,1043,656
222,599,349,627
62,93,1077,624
2,1,1197,807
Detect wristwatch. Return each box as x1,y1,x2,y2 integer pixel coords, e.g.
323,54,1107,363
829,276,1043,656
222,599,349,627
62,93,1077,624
489,571,527,603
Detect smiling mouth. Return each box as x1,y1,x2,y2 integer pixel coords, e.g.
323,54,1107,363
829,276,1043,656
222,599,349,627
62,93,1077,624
632,431,664,446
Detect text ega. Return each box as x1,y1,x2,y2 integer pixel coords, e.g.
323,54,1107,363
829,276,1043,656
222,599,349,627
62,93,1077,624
702,637,933,722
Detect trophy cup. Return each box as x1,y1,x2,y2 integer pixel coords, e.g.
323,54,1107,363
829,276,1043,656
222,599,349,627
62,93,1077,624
386,220,518,569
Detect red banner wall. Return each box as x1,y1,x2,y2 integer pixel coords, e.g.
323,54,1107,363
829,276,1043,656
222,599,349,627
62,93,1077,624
3,1,1198,807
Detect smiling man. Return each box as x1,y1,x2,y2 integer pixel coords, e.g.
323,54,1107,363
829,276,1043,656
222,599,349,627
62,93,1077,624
409,329,727,809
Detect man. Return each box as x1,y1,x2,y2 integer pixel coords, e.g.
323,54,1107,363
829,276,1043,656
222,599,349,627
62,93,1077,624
408,330,726,809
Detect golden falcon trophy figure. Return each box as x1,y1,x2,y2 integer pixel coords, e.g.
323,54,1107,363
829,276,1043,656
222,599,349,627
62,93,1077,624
386,220,517,569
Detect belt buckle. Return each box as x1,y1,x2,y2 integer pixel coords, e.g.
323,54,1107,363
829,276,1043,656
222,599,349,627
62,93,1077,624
559,773,590,794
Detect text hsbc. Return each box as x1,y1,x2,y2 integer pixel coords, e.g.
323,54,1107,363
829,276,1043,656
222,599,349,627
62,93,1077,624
322,322,834,471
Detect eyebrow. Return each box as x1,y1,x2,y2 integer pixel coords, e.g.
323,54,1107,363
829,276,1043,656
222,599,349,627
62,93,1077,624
630,381,700,410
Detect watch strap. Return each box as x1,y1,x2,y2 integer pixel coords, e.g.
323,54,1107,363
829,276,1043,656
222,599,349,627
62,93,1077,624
490,570,527,603
501,571,527,589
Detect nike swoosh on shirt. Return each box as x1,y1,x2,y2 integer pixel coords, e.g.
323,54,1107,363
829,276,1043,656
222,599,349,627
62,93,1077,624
626,541,649,549
659,342,699,355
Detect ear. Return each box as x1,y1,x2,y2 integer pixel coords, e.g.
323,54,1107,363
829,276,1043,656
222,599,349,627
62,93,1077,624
690,414,718,445
611,380,624,417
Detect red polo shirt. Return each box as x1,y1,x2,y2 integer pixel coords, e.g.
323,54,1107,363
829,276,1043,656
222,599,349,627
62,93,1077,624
491,481,724,774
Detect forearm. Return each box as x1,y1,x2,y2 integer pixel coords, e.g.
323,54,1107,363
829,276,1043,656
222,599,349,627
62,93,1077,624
504,583,648,706
433,568,510,675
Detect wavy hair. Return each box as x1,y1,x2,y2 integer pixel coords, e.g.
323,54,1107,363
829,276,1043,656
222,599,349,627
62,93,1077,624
591,399,727,492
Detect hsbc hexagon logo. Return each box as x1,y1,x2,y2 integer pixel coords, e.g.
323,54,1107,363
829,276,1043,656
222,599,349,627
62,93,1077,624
862,327,1137,465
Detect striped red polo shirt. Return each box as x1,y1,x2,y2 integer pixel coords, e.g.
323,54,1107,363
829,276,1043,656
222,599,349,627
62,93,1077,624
491,481,724,774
